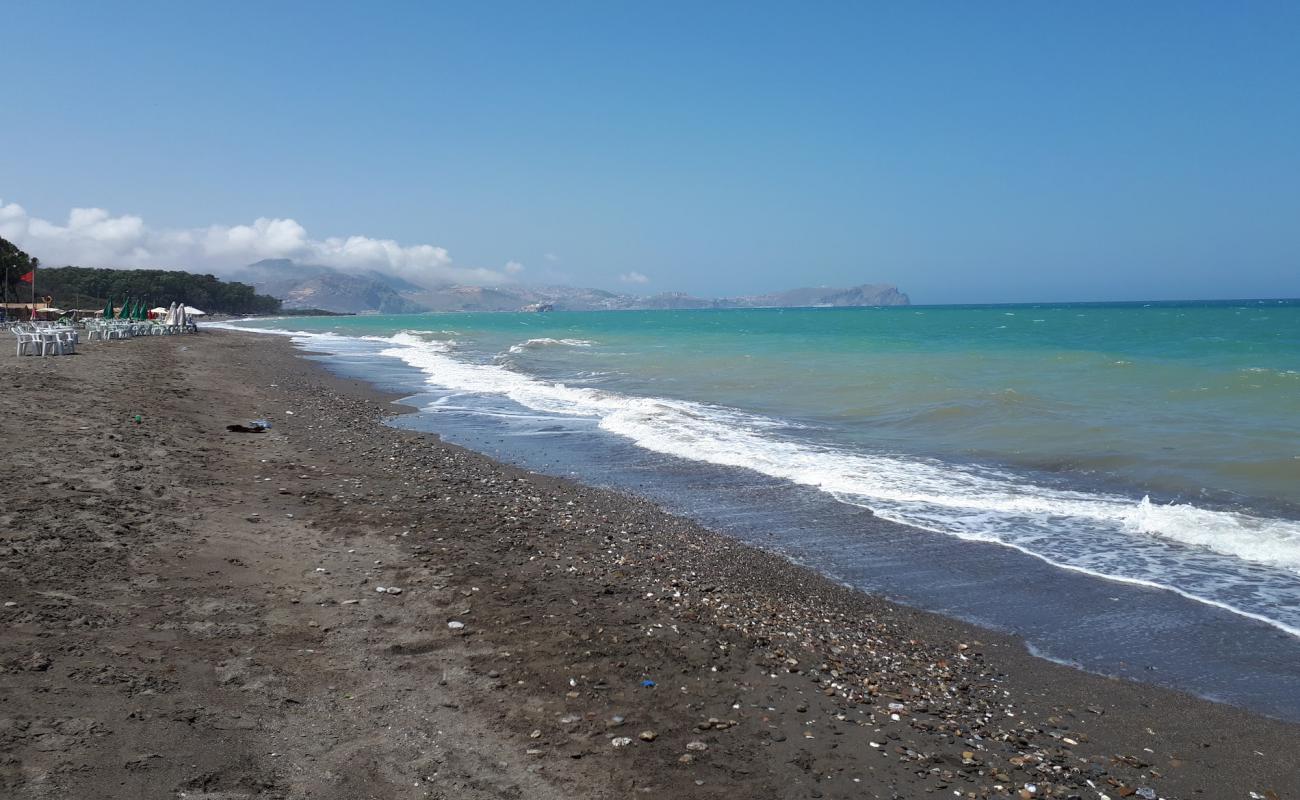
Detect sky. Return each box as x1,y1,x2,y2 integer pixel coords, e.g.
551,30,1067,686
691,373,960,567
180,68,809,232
2,1,1298,304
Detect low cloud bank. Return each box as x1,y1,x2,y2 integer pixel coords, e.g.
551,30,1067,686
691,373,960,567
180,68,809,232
0,199,508,286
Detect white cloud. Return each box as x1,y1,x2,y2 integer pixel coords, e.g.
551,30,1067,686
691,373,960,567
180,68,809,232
504,260,525,275
544,252,561,262
619,271,649,284
0,198,507,287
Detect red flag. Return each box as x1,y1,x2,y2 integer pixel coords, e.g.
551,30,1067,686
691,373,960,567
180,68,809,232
19,270,34,283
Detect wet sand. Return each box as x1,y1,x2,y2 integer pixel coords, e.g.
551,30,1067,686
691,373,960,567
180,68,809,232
1,329,1296,799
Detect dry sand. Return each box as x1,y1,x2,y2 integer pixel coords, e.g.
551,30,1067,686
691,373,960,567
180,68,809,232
1,329,1297,799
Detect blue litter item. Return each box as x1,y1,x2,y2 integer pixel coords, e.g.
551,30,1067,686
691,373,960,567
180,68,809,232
640,679,656,688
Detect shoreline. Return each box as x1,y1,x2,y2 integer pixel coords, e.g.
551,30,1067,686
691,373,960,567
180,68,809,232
1,329,1296,798
268,317,1300,720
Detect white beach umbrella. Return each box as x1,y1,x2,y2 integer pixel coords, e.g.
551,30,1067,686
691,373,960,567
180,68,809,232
177,304,187,327
165,302,178,325
183,306,207,316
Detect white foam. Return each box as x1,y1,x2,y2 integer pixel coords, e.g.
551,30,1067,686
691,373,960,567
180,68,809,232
211,320,306,337
507,337,596,354
379,334,1300,557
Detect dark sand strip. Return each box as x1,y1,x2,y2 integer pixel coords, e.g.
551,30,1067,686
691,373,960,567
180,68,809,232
1,329,1296,799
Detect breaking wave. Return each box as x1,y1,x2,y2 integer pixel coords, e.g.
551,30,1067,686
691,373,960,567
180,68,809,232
507,337,596,354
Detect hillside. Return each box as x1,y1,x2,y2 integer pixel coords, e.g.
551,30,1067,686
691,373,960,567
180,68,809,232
235,260,424,314
722,283,911,308
234,259,911,313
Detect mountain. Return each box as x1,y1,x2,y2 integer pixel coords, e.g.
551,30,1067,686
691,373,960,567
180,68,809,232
282,272,427,314
634,291,716,310
403,285,540,313
234,259,910,313
481,283,911,311
722,283,911,308
236,260,425,314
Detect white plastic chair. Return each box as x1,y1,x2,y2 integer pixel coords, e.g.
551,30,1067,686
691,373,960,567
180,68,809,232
13,325,63,356
12,327,39,356
38,328,65,356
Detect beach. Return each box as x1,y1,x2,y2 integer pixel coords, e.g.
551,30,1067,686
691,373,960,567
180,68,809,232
2,329,1297,799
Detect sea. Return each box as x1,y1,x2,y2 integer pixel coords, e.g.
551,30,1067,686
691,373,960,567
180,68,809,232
221,299,1300,720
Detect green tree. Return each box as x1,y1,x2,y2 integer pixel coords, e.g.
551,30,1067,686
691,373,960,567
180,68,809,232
0,237,282,314
1,237,39,305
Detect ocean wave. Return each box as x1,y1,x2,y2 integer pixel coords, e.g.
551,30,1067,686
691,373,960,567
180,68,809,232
380,333,1300,551
506,337,596,354
362,330,457,350
211,321,348,341
1128,497,1300,570
1240,367,1300,380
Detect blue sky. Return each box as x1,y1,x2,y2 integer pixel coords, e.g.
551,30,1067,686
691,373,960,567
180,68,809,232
2,1,1298,303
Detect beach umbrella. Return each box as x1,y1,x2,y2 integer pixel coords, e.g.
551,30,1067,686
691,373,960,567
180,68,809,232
103,297,115,319
136,303,147,321
121,298,133,319
183,306,207,316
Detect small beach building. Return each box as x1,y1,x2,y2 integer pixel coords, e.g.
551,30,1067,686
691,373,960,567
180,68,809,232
0,301,53,321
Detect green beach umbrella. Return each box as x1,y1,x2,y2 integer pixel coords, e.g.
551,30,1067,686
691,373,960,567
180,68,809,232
103,297,114,319
123,298,134,319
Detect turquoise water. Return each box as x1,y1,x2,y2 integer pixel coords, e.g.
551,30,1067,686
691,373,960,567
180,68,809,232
227,300,1300,637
